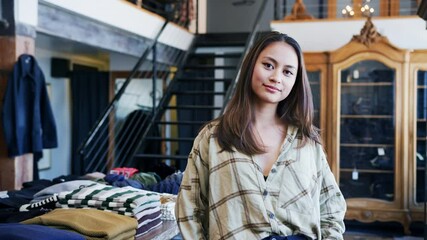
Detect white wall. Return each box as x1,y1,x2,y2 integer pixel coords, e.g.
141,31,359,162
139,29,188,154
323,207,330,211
14,0,38,26
271,17,427,52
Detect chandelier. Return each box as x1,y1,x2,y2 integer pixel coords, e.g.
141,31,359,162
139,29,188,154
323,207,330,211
342,0,375,17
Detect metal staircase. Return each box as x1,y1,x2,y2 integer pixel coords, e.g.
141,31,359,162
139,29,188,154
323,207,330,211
135,33,248,171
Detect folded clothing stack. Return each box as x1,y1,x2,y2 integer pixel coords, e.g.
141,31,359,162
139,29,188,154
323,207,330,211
56,182,162,236
19,180,97,212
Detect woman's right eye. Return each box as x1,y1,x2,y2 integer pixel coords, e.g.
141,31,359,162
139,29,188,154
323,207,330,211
263,63,274,70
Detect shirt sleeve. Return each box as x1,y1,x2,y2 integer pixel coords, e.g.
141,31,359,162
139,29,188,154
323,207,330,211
176,126,211,240
318,146,347,239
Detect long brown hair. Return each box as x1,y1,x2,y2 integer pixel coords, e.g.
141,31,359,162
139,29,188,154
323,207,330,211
214,31,320,155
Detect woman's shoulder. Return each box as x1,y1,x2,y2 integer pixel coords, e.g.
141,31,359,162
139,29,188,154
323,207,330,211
196,120,219,140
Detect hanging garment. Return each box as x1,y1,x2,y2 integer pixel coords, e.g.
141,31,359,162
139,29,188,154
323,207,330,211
1,54,58,158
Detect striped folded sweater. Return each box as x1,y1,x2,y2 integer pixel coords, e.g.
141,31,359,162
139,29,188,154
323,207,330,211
57,183,160,216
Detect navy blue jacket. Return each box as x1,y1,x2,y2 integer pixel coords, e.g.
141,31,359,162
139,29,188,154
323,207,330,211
1,54,57,157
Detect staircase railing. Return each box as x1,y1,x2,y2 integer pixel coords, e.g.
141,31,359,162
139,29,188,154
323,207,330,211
77,19,191,175
123,35,199,168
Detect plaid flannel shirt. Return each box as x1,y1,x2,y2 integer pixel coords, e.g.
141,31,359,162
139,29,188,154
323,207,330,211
176,123,346,240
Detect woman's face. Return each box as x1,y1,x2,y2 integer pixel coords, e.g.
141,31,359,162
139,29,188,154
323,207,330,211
251,41,298,107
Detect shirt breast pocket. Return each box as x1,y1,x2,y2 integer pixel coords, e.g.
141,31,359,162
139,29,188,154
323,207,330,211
277,159,318,214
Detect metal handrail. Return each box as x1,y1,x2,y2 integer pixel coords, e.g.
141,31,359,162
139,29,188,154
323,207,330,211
114,35,198,169
77,20,169,164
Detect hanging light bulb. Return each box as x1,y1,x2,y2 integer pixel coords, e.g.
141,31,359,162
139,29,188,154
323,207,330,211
341,0,375,18
342,5,354,17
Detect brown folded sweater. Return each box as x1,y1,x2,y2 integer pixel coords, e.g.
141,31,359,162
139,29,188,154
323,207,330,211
22,208,137,240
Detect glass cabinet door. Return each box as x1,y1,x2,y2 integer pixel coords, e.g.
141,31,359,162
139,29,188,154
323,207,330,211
339,60,396,201
308,70,321,128
416,70,427,203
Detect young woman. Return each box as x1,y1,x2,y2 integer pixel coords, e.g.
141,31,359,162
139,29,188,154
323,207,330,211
176,32,346,240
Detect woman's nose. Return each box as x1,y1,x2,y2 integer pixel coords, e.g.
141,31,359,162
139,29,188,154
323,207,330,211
269,71,281,83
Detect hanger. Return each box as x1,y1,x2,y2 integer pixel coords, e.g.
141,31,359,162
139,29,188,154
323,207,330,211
22,41,32,64
25,41,29,54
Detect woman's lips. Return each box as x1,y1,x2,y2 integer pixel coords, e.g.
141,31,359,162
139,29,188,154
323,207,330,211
263,84,282,92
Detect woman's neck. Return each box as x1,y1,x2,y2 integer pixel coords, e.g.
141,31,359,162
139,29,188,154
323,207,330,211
253,105,281,128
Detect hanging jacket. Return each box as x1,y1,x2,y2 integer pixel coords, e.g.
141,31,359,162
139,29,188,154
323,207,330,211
1,54,57,158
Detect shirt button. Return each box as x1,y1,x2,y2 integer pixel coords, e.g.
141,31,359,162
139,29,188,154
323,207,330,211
268,212,275,219
263,190,268,196
271,168,277,173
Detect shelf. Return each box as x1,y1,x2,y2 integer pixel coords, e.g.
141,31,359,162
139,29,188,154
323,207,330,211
416,167,426,171
417,85,427,89
340,168,394,174
341,82,393,87
417,137,427,141
341,115,393,119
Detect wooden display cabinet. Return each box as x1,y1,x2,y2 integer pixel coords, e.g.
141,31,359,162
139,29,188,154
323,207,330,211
327,18,411,232
301,18,427,233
